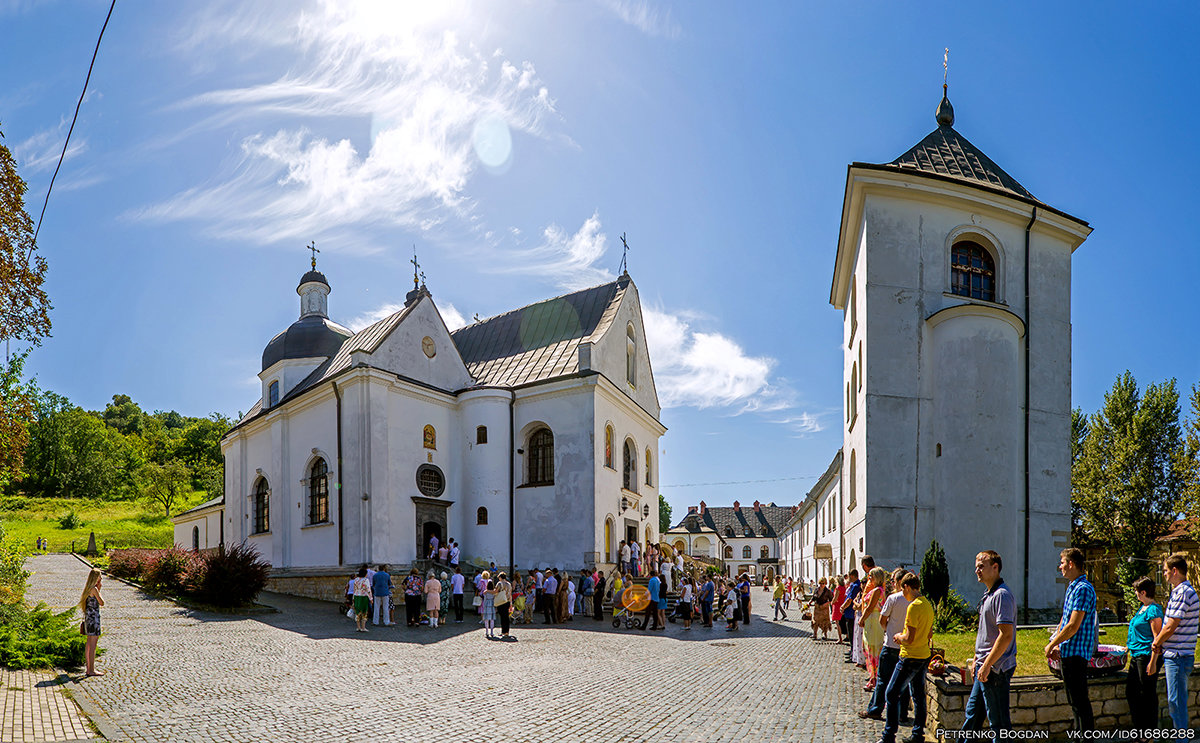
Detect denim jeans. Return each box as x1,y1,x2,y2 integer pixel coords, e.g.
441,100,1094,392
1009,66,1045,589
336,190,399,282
962,665,1013,730
868,647,909,716
881,656,928,743
1165,654,1195,729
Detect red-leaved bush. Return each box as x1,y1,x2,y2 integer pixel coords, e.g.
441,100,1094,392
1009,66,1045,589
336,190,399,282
108,549,163,582
106,545,270,608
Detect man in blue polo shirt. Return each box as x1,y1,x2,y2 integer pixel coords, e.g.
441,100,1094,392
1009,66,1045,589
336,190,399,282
1152,552,1200,729
962,550,1015,731
1044,547,1097,732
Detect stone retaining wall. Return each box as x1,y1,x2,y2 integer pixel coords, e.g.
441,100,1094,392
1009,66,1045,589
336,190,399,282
929,669,1200,735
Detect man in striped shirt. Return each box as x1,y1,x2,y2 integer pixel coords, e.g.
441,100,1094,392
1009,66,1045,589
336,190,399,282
1152,552,1199,730
1044,547,1096,732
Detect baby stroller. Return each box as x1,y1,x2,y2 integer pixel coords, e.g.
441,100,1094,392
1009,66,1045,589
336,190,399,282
613,585,651,629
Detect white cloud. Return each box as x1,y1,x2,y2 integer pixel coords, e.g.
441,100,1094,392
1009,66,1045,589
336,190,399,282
13,119,87,173
134,1,559,250
495,211,615,290
598,0,682,39
348,300,468,333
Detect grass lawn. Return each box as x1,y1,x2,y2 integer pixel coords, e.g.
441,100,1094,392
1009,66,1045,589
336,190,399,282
0,493,212,553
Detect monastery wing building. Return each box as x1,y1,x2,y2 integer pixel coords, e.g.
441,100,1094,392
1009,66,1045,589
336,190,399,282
176,266,665,597
778,87,1091,619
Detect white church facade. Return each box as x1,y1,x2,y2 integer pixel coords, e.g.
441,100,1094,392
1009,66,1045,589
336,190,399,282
178,265,665,595
779,87,1091,618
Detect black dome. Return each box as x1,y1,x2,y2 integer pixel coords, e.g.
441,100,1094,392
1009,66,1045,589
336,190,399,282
262,315,353,371
298,270,329,288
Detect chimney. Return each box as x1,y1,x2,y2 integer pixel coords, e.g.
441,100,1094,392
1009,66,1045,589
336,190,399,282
699,501,706,515
688,506,698,514
733,500,741,512
753,500,761,513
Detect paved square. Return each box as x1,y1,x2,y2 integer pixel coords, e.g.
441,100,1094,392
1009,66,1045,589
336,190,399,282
26,555,885,743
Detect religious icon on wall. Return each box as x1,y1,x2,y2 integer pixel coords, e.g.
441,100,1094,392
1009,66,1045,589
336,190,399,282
423,425,436,450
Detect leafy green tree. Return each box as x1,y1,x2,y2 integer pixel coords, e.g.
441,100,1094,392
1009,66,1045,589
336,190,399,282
658,493,672,533
196,462,224,500
0,352,37,489
24,395,127,498
142,460,191,518
177,414,231,473
1074,371,1187,605
101,394,146,436
1071,407,1089,543
1177,384,1200,538
920,540,950,606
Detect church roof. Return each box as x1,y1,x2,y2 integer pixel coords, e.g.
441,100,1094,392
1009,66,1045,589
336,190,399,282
884,124,1035,201
450,275,630,387
671,504,794,540
298,270,329,288
261,315,354,372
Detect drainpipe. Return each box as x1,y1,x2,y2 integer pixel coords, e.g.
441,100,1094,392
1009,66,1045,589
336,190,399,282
509,390,516,574
1023,206,1037,623
332,380,344,566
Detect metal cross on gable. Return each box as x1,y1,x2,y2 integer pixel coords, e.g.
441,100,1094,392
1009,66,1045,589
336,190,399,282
410,246,421,288
619,232,630,275
307,241,319,269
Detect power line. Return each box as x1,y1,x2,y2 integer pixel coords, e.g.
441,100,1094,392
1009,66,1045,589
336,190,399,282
29,0,117,254
660,474,824,489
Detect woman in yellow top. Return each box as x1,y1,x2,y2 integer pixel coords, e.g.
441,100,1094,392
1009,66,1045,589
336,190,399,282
772,577,788,621
859,567,888,691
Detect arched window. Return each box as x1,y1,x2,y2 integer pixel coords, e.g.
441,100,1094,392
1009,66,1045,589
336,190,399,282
191,526,200,551
476,425,487,445
850,364,858,422
605,518,614,562
604,425,614,468
527,428,554,486
724,546,733,559
623,439,637,492
849,450,857,510
626,324,637,386
645,448,652,487
761,545,769,559
253,477,270,534
268,381,279,408
308,458,329,524
951,241,996,301
743,546,752,559
477,507,488,525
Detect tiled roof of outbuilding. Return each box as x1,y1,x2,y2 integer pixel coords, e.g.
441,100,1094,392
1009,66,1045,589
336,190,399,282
671,504,794,540
450,275,629,387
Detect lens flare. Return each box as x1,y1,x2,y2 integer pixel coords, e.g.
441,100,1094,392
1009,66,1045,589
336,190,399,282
472,114,513,172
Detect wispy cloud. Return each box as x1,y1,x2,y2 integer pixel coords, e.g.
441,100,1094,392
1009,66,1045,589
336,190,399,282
13,119,87,173
598,0,681,39
494,211,616,290
132,1,559,251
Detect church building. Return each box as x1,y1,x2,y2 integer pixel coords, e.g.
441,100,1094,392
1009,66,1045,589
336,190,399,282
827,85,1091,617
178,260,665,598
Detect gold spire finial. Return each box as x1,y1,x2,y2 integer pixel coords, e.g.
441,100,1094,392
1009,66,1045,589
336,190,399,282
307,240,319,270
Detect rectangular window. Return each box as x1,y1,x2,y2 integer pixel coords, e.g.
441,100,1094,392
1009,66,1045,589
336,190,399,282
268,381,279,408
476,425,488,445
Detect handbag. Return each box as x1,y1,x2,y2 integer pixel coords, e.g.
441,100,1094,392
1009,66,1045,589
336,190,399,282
79,620,86,634
472,594,483,607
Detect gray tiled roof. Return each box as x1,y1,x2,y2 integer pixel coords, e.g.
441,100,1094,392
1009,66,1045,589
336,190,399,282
671,504,795,540
886,124,1035,201
450,276,629,387
174,494,225,519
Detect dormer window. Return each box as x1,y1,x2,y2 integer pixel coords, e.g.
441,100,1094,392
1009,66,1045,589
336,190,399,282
268,381,280,408
951,241,996,302
626,324,637,387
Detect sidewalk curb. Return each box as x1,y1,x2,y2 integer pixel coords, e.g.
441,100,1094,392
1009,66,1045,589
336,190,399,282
59,671,129,743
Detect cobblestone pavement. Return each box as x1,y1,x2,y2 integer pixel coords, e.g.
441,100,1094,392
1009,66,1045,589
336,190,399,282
27,555,892,743
0,667,97,743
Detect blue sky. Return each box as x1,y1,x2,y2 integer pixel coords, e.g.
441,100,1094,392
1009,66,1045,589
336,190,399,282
4,1,1199,517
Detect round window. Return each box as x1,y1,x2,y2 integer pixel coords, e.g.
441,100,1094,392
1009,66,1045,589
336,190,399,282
415,464,445,497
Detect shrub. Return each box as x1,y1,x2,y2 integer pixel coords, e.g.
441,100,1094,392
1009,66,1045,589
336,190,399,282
0,603,89,670
198,543,271,607
920,540,951,606
108,548,163,582
58,511,82,530
0,523,30,608
145,548,202,594
934,587,974,634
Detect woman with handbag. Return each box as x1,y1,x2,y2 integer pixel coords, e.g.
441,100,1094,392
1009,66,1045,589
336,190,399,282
403,568,424,627
812,576,834,640
79,568,105,677
495,572,512,638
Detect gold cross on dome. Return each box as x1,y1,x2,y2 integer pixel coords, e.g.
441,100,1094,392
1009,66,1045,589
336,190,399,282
307,241,319,269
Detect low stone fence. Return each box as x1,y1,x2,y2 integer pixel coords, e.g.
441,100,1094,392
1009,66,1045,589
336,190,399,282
928,668,1200,735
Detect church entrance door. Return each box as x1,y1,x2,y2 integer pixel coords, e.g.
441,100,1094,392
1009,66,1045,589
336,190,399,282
422,521,442,558
625,521,638,550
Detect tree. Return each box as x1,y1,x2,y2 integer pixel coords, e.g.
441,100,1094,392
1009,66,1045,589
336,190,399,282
920,540,950,606
1070,407,1089,543
0,127,51,348
658,493,672,533
142,461,191,518
24,395,128,498
177,415,231,473
1074,371,1187,606
102,394,146,436
0,351,37,489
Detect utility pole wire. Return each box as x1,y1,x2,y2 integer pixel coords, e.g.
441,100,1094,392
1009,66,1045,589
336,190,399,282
29,0,117,255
